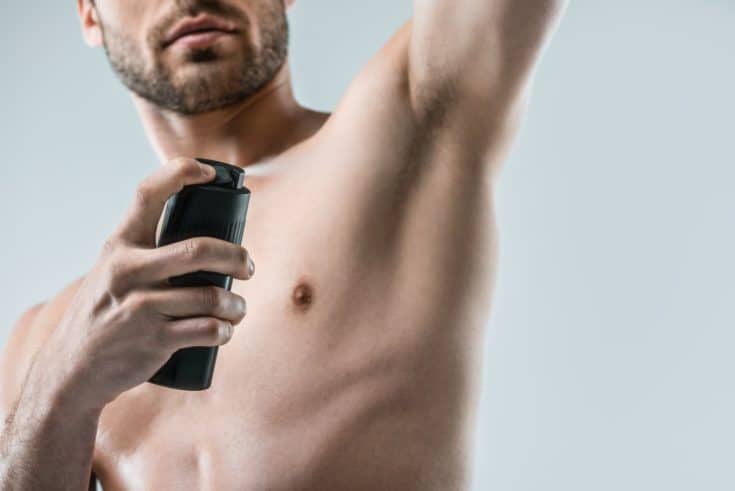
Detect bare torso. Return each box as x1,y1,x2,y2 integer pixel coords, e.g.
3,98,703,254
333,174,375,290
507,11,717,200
28,26,502,491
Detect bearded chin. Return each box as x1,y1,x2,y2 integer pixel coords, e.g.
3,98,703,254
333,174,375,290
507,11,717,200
100,15,288,115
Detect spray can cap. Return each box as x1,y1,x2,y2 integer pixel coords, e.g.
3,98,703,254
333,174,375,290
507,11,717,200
195,157,245,190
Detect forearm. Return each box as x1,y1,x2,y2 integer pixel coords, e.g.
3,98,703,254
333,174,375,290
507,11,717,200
0,360,100,490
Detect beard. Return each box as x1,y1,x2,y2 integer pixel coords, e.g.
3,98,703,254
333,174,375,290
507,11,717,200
98,2,288,115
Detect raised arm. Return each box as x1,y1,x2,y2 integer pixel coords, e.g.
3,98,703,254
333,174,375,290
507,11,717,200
410,0,567,110
408,0,567,160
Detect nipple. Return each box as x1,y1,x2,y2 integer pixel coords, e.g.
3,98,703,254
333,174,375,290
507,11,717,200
291,281,314,310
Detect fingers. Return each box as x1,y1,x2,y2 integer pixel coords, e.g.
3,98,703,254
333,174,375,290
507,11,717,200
124,237,254,288
123,287,244,350
116,157,216,247
165,317,235,349
139,286,247,324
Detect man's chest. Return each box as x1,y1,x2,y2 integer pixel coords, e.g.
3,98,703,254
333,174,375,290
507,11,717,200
92,133,494,488
92,162,427,485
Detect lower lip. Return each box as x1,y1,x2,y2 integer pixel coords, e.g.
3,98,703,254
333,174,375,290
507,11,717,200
168,30,234,49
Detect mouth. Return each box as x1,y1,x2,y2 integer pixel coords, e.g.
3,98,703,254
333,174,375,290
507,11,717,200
162,14,239,49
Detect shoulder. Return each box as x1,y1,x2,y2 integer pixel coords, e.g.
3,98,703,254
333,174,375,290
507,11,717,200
0,275,86,421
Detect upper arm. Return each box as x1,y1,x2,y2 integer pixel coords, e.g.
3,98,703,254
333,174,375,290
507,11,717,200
312,3,566,204
409,0,567,106
408,0,568,165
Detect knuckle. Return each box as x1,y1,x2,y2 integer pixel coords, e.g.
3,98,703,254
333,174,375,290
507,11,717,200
106,276,127,301
201,286,223,310
104,252,133,299
125,290,151,312
180,238,206,260
108,293,138,325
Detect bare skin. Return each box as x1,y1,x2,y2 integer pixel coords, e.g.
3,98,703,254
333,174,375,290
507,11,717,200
0,0,566,489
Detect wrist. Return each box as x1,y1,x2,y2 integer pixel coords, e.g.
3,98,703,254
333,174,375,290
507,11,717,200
21,345,106,421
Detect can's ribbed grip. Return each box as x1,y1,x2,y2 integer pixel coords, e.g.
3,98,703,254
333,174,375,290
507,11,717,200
148,158,251,391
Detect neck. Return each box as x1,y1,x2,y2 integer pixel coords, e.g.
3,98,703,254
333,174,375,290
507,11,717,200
132,61,310,169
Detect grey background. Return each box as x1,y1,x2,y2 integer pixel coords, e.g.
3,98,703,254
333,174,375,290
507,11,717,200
1,1,734,490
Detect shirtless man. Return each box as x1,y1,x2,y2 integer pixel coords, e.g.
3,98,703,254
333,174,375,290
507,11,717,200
0,0,565,489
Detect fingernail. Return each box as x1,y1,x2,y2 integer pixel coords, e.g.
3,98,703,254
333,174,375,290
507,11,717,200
248,258,255,277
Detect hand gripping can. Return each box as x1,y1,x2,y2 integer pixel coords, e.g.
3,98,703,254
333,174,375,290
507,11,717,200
148,158,251,390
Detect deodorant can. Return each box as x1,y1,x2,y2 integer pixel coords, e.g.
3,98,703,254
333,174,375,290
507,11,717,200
148,157,251,390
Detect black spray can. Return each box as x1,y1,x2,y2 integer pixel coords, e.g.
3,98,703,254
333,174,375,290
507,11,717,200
148,157,251,391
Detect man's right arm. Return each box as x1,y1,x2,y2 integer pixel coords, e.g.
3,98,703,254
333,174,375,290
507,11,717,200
0,157,254,490
0,279,101,491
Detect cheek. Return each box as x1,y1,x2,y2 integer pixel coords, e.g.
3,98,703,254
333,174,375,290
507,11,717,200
100,0,151,22
99,0,158,45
